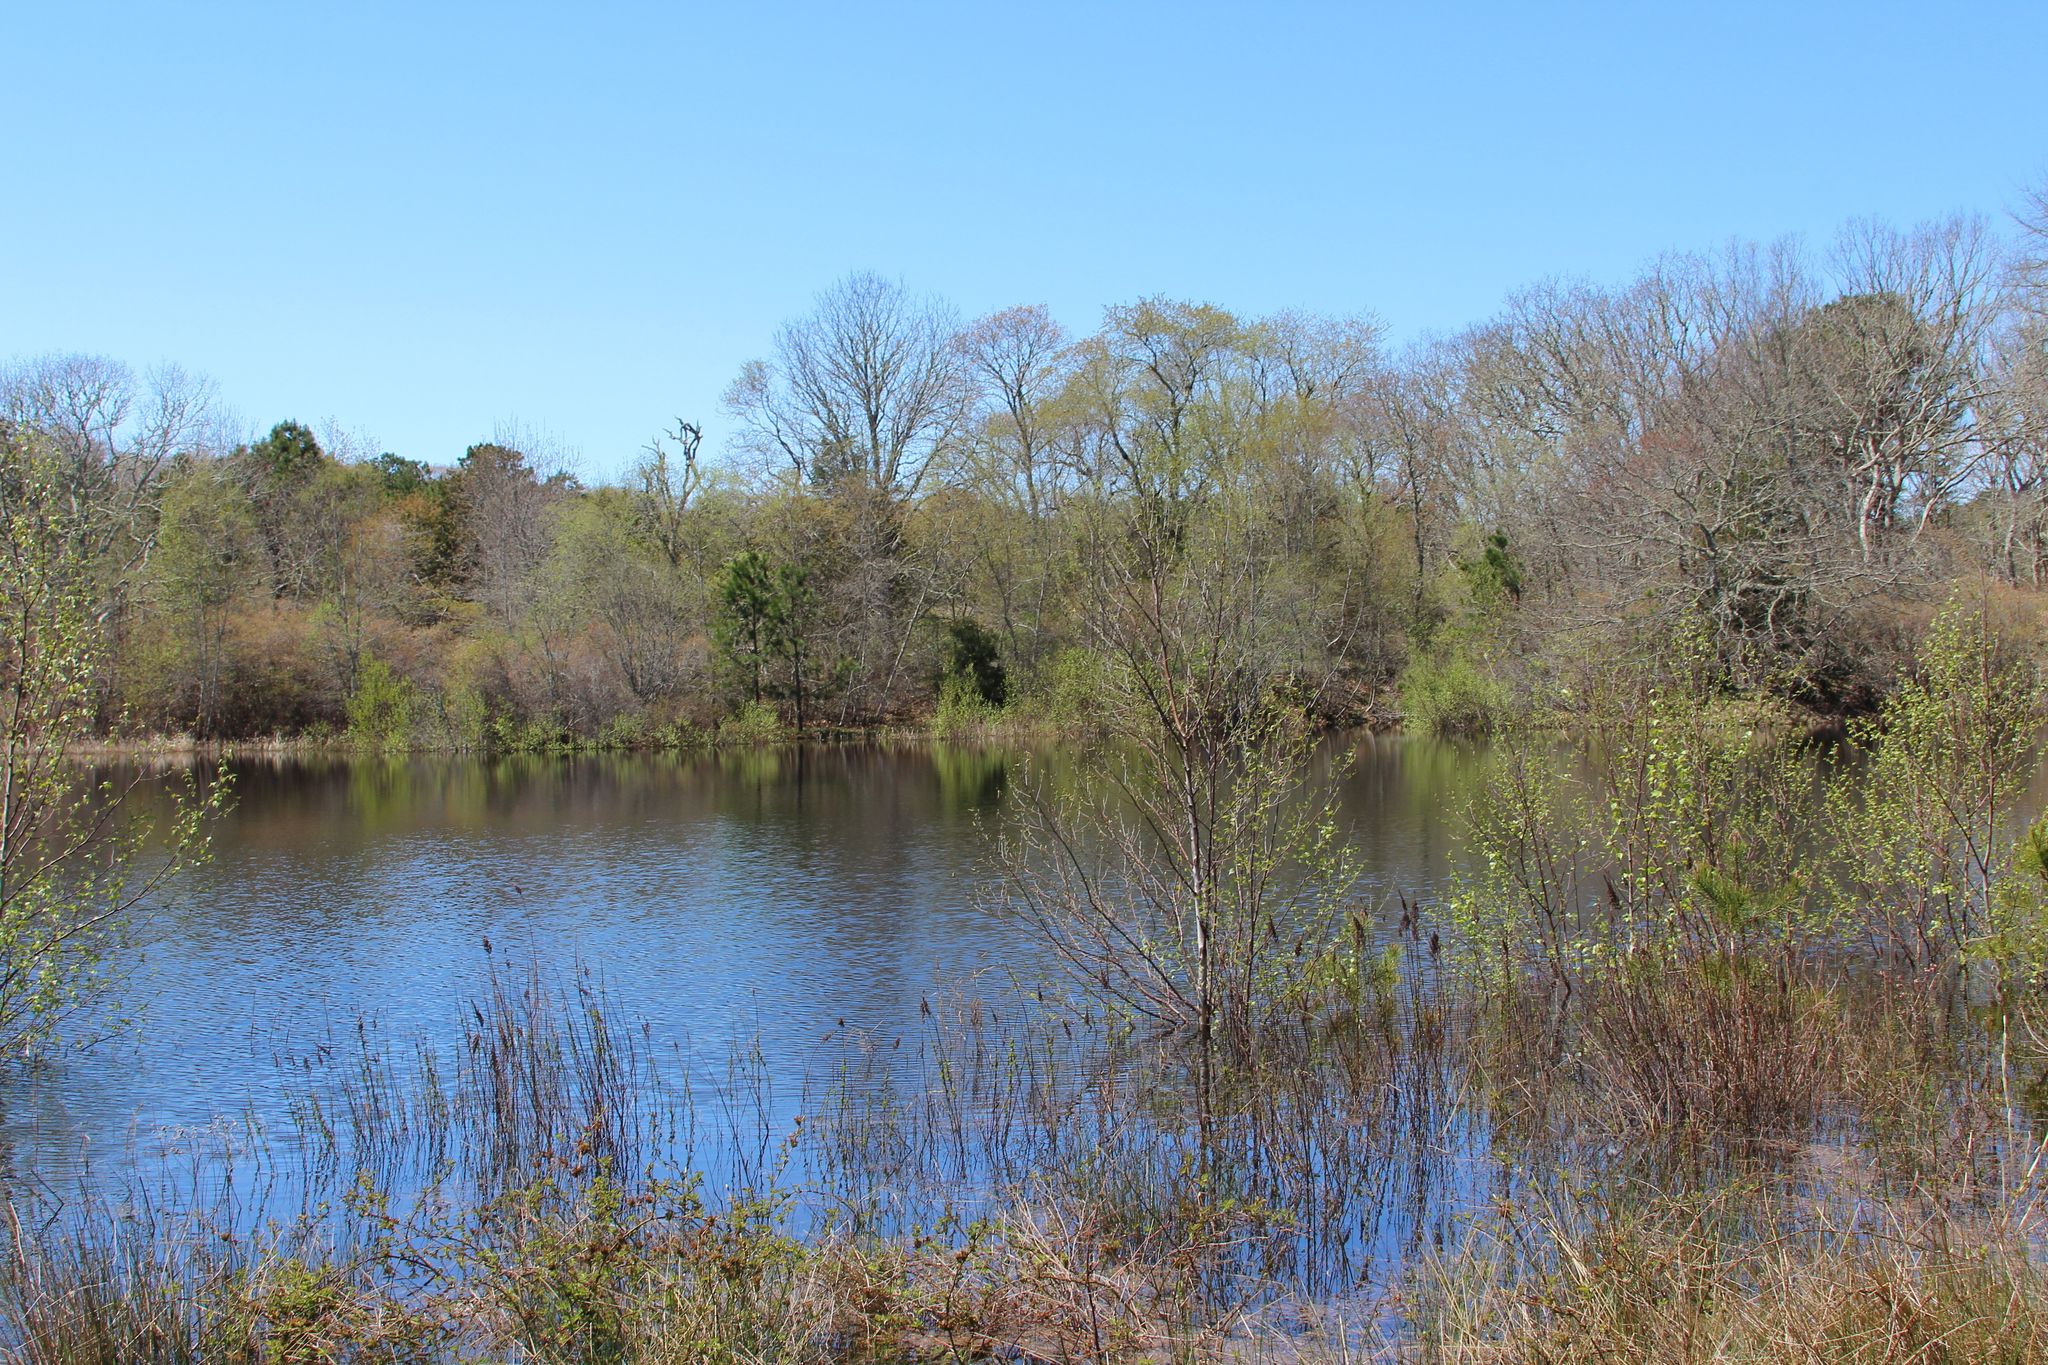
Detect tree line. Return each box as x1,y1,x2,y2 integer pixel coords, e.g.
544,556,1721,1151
6,186,2048,747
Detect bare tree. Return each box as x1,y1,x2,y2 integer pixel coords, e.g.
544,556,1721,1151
1814,217,1996,557
1363,348,1458,618
725,272,967,505
1438,243,1949,688
2015,175,2048,301
632,418,705,570
725,274,973,718
450,432,576,626
0,352,220,579
955,305,1076,671
1978,181,2048,583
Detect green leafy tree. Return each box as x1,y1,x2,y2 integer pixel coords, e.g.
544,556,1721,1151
544,495,700,705
937,616,1007,707
0,428,222,1059
237,420,330,597
1002,306,1373,1057
715,551,778,707
371,451,430,496
1458,530,1523,608
713,551,818,729
1827,601,2040,971
346,657,417,750
149,465,262,736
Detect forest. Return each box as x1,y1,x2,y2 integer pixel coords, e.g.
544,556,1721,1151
6,186,2048,751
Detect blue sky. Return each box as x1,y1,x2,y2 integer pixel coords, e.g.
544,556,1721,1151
6,1,2045,479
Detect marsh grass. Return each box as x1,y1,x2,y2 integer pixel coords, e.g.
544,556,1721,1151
1406,1177,2048,1363
1578,956,1844,1137
7,946,2044,1363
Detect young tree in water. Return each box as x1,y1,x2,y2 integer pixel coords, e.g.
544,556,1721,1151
1002,301,1366,1060
0,425,221,1060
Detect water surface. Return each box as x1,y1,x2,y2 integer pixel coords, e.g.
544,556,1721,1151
1,737,1484,1190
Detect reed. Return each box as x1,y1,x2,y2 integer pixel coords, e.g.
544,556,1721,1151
0,941,2042,1361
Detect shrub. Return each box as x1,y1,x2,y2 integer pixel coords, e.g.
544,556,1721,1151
1018,647,1116,735
717,699,784,744
933,672,998,741
1581,954,1840,1134
1400,646,1507,737
936,617,1007,708
1826,599,2041,973
344,658,417,750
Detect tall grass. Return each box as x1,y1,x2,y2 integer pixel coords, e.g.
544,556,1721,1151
4,943,2044,1361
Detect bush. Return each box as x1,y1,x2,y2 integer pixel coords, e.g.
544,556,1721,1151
1582,954,1840,1134
1827,599,2042,973
433,684,492,751
933,672,998,741
1018,647,1116,735
344,658,417,750
488,714,574,754
717,700,785,744
936,617,1007,708
1400,647,1507,737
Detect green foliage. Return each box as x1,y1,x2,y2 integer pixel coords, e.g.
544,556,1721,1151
714,550,777,702
1007,694,1363,1044
345,658,417,751
1402,526,1526,737
392,474,462,592
716,699,785,744
1446,617,1813,990
0,430,225,1061
1293,924,1403,1024
245,420,325,485
433,684,492,752
1991,814,2048,984
1018,647,1116,733
937,616,1007,708
1446,602,2048,1005
1400,646,1507,738
932,672,997,740
713,550,818,727
154,467,262,607
1457,529,1523,610
489,714,575,755
1827,600,2041,971
148,465,263,736
928,617,1010,739
17,255,2043,749
370,451,429,496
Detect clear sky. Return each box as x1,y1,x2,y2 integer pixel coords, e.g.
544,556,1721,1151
6,1,2045,479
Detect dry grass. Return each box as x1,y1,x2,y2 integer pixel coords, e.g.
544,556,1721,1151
1579,955,1844,1137
1405,1181,2048,1364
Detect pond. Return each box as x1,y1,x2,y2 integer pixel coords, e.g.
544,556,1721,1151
2,736,1486,1194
